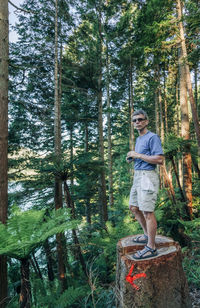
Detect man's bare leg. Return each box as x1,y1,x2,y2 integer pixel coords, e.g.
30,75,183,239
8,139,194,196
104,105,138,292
144,211,157,249
130,205,147,237
133,211,157,258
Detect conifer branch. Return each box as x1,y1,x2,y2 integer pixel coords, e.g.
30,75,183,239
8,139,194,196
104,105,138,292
8,0,35,14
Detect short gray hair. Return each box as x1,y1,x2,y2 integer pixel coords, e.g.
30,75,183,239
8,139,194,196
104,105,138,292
133,109,149,120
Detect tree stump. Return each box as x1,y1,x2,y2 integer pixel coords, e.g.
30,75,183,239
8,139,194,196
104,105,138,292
116,234,191,308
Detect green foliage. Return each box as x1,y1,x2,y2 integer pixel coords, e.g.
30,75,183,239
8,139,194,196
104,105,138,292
57,286,88,308
0,207,78,259
156,186,190,242
163,134,193,159
79,196,140,283
36,285,88,308
155,180,200,287
181,218,200,288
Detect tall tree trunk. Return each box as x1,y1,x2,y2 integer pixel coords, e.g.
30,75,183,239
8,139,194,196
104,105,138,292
84,122,89,153
128,62,135,184
176,78,184,186
19,258,31,308
54,2,60,157
176,82,180,134
43,240,55,282
69,127,74,193
32,254,43,281
155,91,160,134
159,87,164,143
161,165,176,204
170,157,185,201
192,156,200,179
155,64,164,142
194,66,198,111
177,0,200,153
155,76,160,136
0,1,8,306
106,45,114,208
63,181,87,275
97,6,108,225
129,60,134,151
163,64,168,134
84,122,91,224
155,65,164,141
54,0,67,291
179,47,193,219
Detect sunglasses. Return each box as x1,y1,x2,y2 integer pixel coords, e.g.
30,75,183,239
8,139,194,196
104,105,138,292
132,118,146,123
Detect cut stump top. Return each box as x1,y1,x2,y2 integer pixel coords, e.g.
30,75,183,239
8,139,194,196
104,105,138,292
117,234,180,265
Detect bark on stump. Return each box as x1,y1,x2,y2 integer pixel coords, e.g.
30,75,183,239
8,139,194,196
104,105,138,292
116,235,191,308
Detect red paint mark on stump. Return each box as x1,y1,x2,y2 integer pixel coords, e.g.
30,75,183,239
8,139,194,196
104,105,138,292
126,264,147,290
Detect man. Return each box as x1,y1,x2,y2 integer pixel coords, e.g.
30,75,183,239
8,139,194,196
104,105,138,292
126,109,163,259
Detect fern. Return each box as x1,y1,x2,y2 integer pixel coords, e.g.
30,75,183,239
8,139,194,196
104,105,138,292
56,286,88,308
0,207,79,259
38,286,88,308
180,218,200,287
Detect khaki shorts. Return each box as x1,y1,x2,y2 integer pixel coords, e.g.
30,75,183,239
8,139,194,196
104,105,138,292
129,170,159,212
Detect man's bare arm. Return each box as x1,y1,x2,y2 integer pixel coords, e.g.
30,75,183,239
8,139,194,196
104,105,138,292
127,151,163,165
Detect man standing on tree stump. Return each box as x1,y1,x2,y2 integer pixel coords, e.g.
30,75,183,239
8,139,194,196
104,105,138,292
126,109,164,259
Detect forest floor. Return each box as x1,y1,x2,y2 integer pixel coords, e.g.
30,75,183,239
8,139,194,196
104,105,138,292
190,288,200,307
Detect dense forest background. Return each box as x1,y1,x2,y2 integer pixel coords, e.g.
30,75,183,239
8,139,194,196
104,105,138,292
0,0,200,307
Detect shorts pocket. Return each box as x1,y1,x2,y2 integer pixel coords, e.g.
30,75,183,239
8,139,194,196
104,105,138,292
141,174,156,193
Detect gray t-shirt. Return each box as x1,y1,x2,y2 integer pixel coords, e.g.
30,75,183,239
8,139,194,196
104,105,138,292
134,131,163,170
